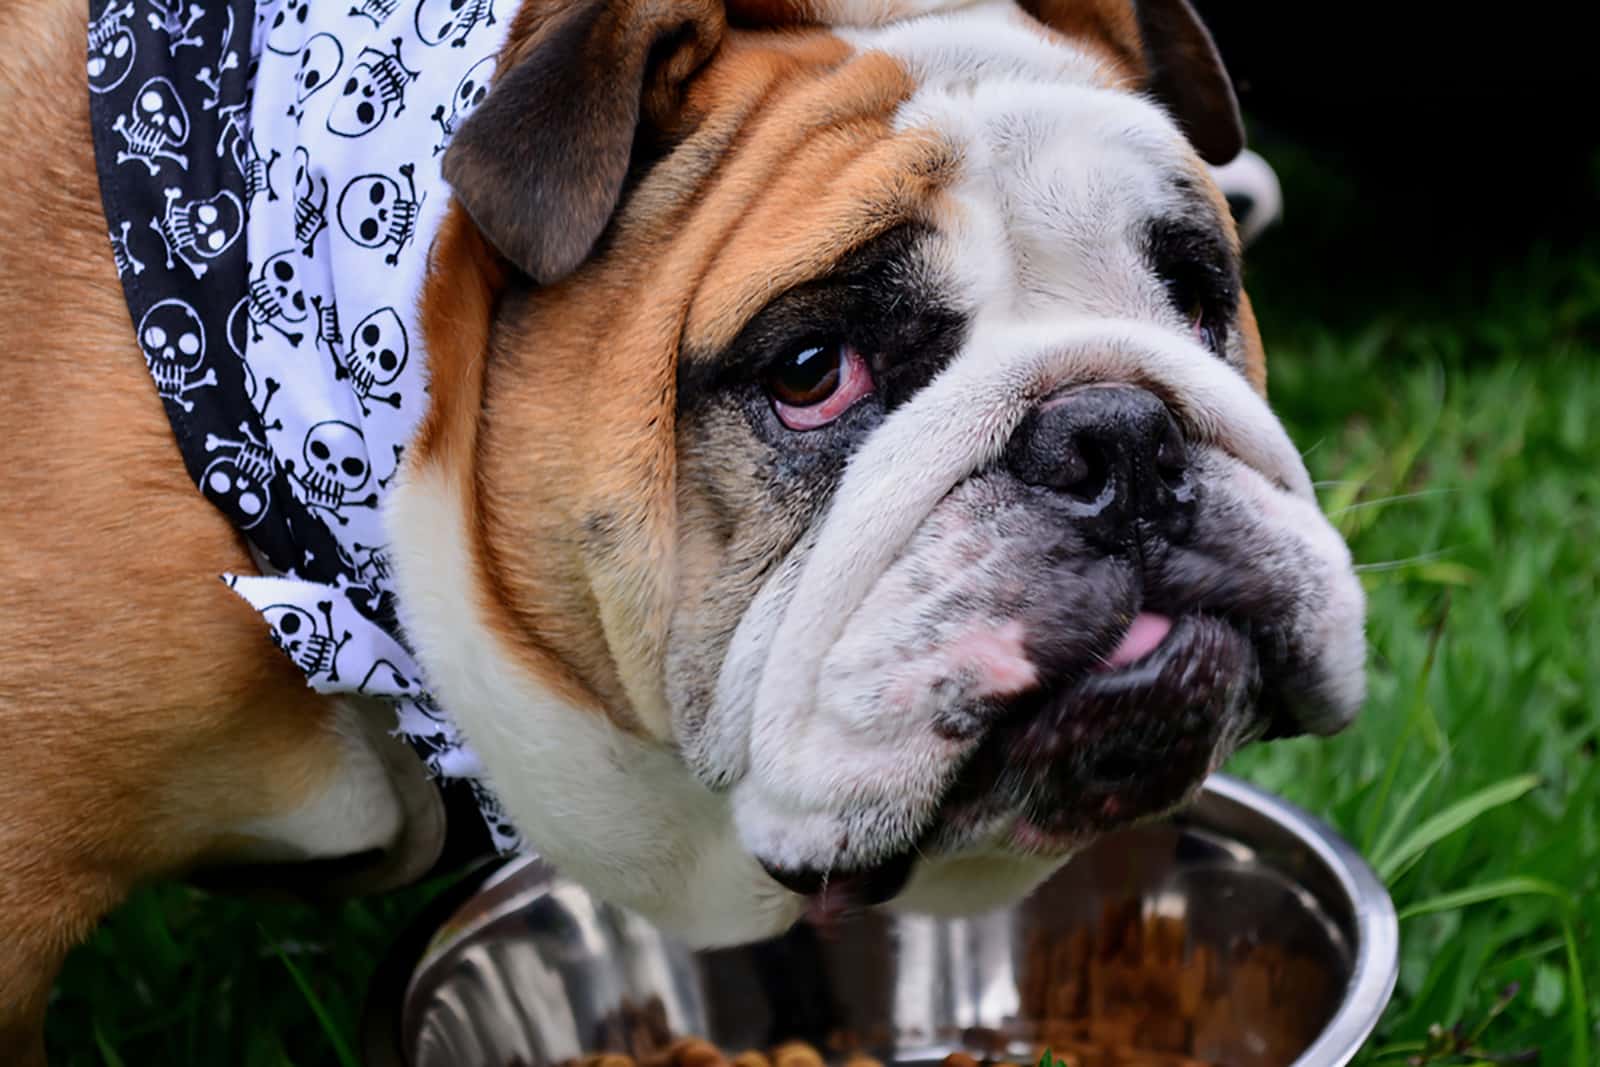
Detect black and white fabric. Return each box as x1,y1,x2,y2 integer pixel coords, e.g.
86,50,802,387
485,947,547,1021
87,0,521,855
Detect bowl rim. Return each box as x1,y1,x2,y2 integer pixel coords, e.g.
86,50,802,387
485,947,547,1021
1201,775,1399,1067
360,773,1399,1067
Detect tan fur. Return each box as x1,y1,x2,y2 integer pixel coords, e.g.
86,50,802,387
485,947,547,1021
1019,0,1145,79
413,27,955,740
1182,154,1268,394
0,0,353,1058
1238,290,1267,392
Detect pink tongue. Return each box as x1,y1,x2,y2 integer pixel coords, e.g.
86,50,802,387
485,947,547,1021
1104,612,1174,669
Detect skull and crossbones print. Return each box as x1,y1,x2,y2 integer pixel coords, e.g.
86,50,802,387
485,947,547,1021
90,0,521,852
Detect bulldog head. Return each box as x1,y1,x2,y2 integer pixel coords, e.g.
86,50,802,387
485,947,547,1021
388,0,1366,944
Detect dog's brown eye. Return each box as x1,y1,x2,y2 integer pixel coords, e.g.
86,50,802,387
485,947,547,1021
766,343,844,407
765,342,875,431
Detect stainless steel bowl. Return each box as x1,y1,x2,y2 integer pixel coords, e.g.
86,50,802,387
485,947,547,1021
363,775,1397,1067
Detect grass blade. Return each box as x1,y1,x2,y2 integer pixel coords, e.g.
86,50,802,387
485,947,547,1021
1361,614,1450,852
1369,752,1448,862
1396,876,1571,921
1374,774,1541,883
265,928,360,1067
1560,916,1591,1067
94,1024,128,1067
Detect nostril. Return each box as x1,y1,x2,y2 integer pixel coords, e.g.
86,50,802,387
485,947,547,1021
1064,435,1110,502
1156,425,1189,488
1084,747,1152,786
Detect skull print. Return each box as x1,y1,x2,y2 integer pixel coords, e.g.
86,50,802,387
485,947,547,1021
236,132,281,203
87,1,137,93
337,535,397,612
291,146,329,254
146,0,205,54
337,307,408,412
138,299,216,412
264,0,310,55
195,5,240,110
327,39,417,137
244,250,310,345
288,33,343,122
336,163,423,265
224,300,285,426
289,420,380,524
341,540,395,588
114,76,190,174
261,601,350,682
414,0,496,49
92,0,521,855
312,294,343,360
213,97,248,162
430,53,492,154
202,423,276,529
108,219,147,277
149,187,242,277
348,0,399,28
359,656,415,697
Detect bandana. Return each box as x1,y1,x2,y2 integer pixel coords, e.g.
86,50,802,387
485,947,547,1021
87,0,522,857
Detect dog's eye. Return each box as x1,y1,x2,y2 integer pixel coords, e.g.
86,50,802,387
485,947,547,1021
765,341,875,430
1161,265,1222,355
1147,220,1235,358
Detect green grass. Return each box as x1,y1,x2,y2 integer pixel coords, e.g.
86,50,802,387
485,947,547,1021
45,159,1600,1064
1227,258,1600,1066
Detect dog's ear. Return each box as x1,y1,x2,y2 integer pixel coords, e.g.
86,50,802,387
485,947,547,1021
1020,0,1243,165
442,0,726,284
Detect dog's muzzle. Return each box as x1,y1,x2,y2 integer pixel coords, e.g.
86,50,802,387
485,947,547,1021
734,323,1357,910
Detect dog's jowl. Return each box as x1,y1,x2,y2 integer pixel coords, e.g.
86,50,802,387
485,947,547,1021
0,0,1364,1058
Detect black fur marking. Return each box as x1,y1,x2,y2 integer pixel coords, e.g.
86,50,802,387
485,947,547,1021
1144,215,1240,359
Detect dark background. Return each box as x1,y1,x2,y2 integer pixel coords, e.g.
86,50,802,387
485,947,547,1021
1191,4,1598,256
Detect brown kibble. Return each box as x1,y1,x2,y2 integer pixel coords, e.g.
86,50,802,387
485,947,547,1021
667,1038,728,1067
567,890,1340,1067
772,1042,825,1067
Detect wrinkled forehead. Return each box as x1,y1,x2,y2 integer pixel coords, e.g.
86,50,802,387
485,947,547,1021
657,0,1225,353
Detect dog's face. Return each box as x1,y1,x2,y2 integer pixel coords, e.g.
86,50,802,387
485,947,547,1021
390,0,1364,943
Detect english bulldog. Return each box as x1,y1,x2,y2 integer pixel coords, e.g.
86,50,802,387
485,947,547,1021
0,0,1364,1058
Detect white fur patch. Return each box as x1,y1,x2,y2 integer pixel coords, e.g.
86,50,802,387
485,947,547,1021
386,468,798,945
229,698,405,863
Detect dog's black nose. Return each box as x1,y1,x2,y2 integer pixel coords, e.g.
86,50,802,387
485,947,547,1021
1004,385,1195,545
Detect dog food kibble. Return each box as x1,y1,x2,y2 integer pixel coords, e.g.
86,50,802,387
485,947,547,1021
773,1042,826,1067
560,904,1331,1067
